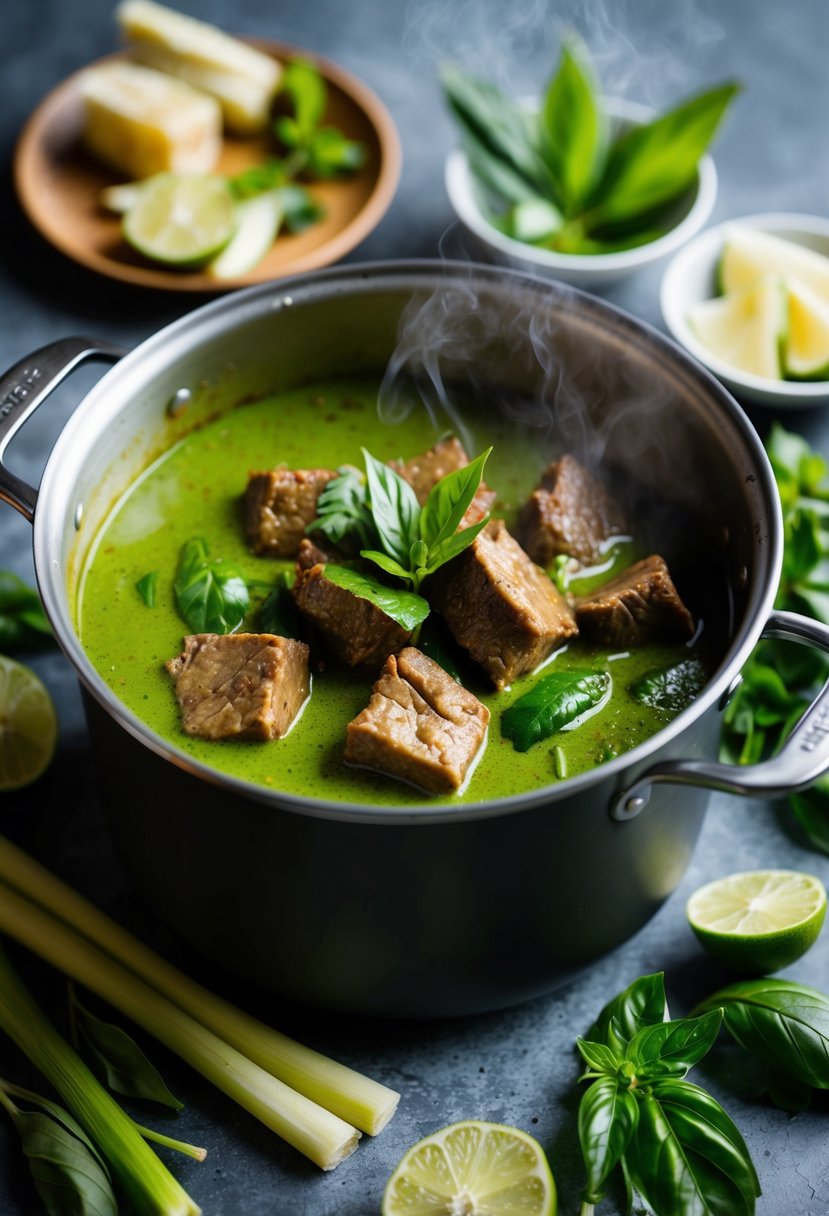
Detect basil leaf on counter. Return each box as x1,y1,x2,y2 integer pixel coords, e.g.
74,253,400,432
501,669,610,752
540,40,605,215
627,1079,760,1216
625,1009,722,1080
696,978,829,1090
0,571,54,651
325,565,430,632
587,971,668,1051
576,1038,621,1077
71,991,183,1110
174,538,249,635
631,656,707,713
578,1075,639,1207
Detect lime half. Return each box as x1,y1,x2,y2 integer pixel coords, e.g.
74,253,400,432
687,869,827,973
0,656,58,791
123,173,236,267
382,1120,556,1216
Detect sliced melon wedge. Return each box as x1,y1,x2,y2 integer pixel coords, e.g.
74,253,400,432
688,275,787,380
785,276,829,380
719,226,829,305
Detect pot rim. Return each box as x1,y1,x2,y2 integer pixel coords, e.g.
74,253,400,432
32,258,782,826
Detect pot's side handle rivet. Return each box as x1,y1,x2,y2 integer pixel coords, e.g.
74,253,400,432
167,388,192,418
74,503,83,531
611,790,651,821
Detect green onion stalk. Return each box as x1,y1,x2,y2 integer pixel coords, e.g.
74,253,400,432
0,942,200,1216
0,834,399,1135
0,880,360,1170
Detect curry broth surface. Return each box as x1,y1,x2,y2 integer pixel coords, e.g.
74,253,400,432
78,380,709,806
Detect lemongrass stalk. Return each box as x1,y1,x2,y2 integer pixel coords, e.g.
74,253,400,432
0,835,398,1134
0,883,359,1170
134,1123,208,1162
0,943,200,1216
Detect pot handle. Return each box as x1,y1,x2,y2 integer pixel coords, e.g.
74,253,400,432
0,336,126,522
611,609,829,820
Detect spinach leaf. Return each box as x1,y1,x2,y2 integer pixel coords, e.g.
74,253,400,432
625,1009,723,1080
627,1079,760,1216
631,656,707,713
0,571,54,652
325,565,430,632
587,971,667,1051
501,669,610,752
578,1074,639,1206
71,990,183,1110
540,40,606,216
173,538,249,635
135,571,158,608
587,83,740,228
696,978,829,1090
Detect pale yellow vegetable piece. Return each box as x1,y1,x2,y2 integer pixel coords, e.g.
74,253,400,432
208,190,283,279
79,60,221,178
719,225,829,306
785,276,829,380
118,0,282,134
687,275,787,380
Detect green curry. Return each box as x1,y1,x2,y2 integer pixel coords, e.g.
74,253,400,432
77,379,715,806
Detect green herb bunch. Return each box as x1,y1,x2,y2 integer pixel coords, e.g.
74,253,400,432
576,972,760,1215
721,424,829,853
442,41,738,255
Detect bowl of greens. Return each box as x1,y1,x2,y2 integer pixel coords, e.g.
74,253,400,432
443,44,732,287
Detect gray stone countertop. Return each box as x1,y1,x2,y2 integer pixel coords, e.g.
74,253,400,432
1,0,828,1213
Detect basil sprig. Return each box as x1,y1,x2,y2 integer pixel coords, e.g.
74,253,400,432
577,972,760,1214
502,669,610,752
173,538,249,635
443,40,738,254
0,571,53,652
721,425,829,854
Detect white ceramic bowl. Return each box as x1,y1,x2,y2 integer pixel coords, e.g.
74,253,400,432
661,212,829,408
444,97,718,289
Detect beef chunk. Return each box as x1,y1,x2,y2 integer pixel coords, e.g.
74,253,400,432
391,436,496,527
166,633,310,741
292,561,411,669
575,555,695,646
344,647,489,794
427,519,578,689
296,536,343,571
518,454,628,565
245,467,336,557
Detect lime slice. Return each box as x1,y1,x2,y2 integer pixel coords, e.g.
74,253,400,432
208,189,283,279
785,276,829,380
0,656,58,791
719,225,829,305
123,173,236,266
687,276,787,379
382,1120,556,1216
687,869,827,973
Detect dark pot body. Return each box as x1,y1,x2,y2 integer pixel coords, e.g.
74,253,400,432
2,261,798,1017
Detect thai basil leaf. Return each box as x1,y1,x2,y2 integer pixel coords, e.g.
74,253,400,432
696,978,829,1089
587,971,668,1051
762,1069,813,1112
280,59,327,140
631,656,707,713
135,571,158,608
578,1075,639,1206
325,565,429,632
71,994,183,1110
307,127,366,176
277,184,324,233
462,122,554,208
625,1009,722,1080
627,1079,759,1216
259,572,301,638
588,83,739,228
174,537,249,635
8,1106,117,1216
541,40,606,215
419,448,491,550
229,158,289,200
362,449,421,568
576,1038,621,1075
0,570,54,651
440,63,553,198
767,422,829,507
423,514,489,574
359,549,413,583
501,669,610,752
308,465,376,550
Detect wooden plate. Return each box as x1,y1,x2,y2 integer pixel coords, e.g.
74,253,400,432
14,41,401,292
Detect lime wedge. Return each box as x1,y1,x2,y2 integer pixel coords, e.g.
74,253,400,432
208,189,283,279
0,656,58,791
382,1121,556,1216
785,276,829,380
719,225,829,305
687,869,827,973
123,173,236,266
687,276,787,380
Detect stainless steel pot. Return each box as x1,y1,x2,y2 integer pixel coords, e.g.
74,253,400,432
3,261,829,1018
